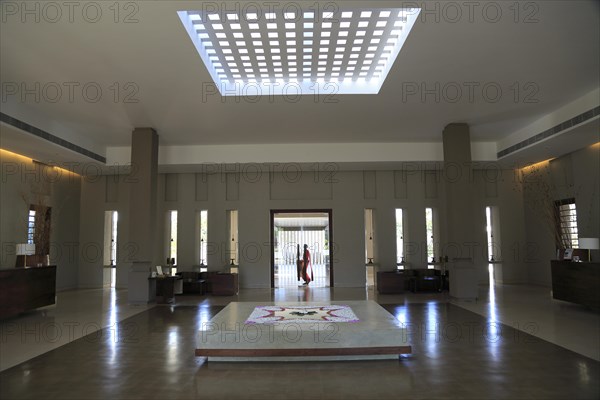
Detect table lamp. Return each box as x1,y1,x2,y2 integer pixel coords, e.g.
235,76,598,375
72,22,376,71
579,238,599,262
16,243,36,267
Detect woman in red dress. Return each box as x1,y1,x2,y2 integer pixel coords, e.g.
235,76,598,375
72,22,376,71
302,244,313,285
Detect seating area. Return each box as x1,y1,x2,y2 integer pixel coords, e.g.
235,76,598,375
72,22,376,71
174,271,239,297
376,269,447,294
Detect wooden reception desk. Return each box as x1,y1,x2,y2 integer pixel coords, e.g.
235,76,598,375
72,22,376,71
0,266,57,319
550,260,599,310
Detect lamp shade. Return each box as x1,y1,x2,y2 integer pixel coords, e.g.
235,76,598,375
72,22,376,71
579,238,600,250
16,243,36,255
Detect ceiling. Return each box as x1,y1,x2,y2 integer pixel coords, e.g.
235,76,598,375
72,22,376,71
0,1,598,164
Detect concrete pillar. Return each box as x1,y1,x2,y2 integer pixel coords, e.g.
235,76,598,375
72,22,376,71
443,123,478,299
127,128,158,303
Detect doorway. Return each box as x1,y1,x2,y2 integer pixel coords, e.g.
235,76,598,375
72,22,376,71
271,210,333,288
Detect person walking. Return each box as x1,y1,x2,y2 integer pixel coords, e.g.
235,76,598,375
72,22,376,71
302,244,313,285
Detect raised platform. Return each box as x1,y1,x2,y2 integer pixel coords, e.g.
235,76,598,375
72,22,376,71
196,300,411,362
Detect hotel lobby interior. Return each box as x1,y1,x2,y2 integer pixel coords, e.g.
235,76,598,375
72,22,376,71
1,1,599,399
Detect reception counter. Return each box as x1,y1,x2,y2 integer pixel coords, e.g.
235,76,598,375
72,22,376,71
551,260,599,310
0,266,57,319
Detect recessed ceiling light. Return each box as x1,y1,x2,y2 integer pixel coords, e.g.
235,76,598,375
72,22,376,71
178,7,420,95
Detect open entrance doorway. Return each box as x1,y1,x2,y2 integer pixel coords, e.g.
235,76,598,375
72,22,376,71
271,210,333,288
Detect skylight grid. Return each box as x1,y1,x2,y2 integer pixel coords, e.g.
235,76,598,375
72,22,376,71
178,8,421,95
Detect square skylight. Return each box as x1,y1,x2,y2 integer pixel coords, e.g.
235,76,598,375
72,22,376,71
177,7,420,95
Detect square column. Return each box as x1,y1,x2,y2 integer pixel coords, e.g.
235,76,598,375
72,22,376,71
127,128,158,303
443,123,478,300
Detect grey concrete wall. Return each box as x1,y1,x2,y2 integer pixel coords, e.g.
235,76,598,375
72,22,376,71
0,151,81,291
76,164,532,289
523,144,600,286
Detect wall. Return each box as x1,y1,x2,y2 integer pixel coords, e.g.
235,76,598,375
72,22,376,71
77,164,530,289
523,143,600,286
0,150,81,291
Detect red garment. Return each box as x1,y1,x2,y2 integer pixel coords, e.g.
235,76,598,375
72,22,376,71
302,248,313,283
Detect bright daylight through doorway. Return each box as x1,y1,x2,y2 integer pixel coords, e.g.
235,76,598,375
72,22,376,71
272,212,331,288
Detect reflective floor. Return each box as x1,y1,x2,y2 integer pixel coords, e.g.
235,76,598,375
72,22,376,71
274,263,330,288
0,284,599,399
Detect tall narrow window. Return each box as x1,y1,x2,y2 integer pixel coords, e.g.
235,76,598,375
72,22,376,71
485,207,495,262
227,210,238,265
103,211,118,288
426,208,435,268
167,211,178,264
27,209,36,244
198,210,208,265
365,209,374,264
555,199,579,249
395,209,405,269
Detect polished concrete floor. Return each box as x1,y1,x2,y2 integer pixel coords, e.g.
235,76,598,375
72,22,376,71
0,285,599,399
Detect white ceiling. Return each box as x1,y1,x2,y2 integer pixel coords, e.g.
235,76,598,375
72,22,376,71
1,1,598,163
